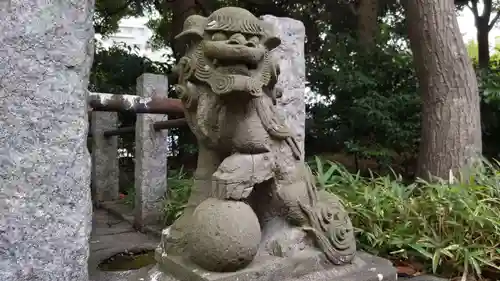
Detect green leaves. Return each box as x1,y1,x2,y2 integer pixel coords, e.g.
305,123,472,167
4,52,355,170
161,157,498,279
89,43,172,95
162,167,193,226
306,39,421,171
94,0,152,35
315,157,500,279
314,155,338,190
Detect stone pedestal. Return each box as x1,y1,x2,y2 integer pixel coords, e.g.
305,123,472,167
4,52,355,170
0,1,94,281
131,251,396,281
261,15,306,158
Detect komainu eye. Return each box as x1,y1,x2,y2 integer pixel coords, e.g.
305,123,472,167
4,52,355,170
248,36,260,45
211,32,227,41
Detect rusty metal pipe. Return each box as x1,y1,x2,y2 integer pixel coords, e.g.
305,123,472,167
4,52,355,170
88,92,185,114
153,118,188,131
88,118,188,138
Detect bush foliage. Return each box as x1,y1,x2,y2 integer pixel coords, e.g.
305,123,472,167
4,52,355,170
312,157,500,279
162,167,193,226
163,158,500,279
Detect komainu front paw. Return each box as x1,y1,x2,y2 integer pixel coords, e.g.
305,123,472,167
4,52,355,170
212,152,274,200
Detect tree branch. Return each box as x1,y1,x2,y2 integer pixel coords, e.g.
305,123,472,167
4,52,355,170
483,0,493,19
153,0,164,14
348,3,359,16
237,0,268,4
489,11,500,30
469,0,479,19
194,0,210,16
236,0,291,17
100,0,136,18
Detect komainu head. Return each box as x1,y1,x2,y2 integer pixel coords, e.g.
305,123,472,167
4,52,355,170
174,7,281,98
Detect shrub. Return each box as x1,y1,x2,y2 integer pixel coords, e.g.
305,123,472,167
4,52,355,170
162,167,193,226
160,157,500,279
313,156,500,279
122,183,135,207
121,167,192,225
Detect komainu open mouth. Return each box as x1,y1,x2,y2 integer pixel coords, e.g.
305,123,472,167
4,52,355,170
202,40,266,65
213,59,258,75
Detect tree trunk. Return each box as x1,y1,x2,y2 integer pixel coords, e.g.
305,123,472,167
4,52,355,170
403,0,482,180
357,0,379,49
477,18,490,69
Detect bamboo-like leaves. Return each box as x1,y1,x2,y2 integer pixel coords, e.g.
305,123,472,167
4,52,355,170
315,157,500,279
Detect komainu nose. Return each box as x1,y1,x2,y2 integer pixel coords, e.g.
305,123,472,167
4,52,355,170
245,41,257,48
227,33,246,45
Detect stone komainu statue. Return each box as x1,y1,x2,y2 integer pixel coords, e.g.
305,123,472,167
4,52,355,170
158,6,356,274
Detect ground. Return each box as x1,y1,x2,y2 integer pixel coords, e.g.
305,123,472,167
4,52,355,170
88,208,446,281
89,209,159,281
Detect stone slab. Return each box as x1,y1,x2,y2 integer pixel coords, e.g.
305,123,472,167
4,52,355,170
91,111,119,202
134,74,169,229
99,200,164,238
88,209,160,280
92,220,134,237
261,15,306,158
399,276,448,281
90,232,158,254
0,1,94,281
91,270,142,281
151,251,396,281
92,208,135,236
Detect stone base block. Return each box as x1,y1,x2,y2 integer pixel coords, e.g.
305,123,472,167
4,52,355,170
131,251,397,281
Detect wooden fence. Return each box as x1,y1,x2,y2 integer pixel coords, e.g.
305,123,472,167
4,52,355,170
87,73,187,231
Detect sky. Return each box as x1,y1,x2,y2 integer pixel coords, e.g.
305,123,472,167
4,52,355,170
116,9,500,105
458,8,500,46
119,8,499,54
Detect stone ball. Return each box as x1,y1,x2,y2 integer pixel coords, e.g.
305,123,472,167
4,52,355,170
185,198,261,272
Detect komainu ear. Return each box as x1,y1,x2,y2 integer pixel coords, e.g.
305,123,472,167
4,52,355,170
259,20,282,50
174,15,207,44
262,36,281,50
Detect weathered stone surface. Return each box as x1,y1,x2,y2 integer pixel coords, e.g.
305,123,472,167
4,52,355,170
399,276,448,281
258,217,311,258
91,270,139,281
127,265,171,281
88,209,160,281
136,252,396,281
185,198,261,272
261,15,306,157
91,112,119,202
134,74,169,229
0,1,94,281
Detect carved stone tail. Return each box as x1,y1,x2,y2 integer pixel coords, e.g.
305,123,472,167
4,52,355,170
294,164,356,265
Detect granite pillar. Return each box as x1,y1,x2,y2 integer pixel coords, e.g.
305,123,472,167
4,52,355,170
261,15,306,158
134,74,169,229
0,1,95,281
91,112,119,203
